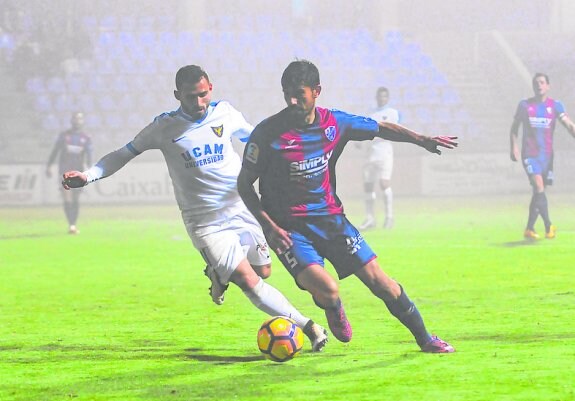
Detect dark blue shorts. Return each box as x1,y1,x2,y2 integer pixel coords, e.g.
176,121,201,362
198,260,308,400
523,156,550,176
523,155,554,185
277,214,377,281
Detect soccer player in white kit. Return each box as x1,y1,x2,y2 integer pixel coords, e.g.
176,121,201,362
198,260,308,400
359,87,400,230
61,65,328,351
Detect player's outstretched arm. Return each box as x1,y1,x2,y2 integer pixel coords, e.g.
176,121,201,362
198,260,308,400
62,145,138,190
559,113,575,139
377,122,458,155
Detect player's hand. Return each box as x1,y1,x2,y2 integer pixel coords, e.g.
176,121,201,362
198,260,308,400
423,136,458,155
62,171,87,189
263,224,293,255
510,147,519,162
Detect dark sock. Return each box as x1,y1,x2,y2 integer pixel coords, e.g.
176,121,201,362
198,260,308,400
535,192,551,231
70,200,80,226
526,193,539,230
302,320,315,337
63,202,74,225
384,285,431,346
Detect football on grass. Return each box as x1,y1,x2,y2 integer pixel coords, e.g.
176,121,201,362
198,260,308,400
257,316,304,362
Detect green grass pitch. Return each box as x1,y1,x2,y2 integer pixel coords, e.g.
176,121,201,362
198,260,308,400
1,194,573,401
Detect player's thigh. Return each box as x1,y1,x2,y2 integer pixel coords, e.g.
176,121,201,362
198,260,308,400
379,144,393,181
234,209,271,269
186,226,244,286
277,230,324,284
61,187,77,202
295,264,339,298
362,162,379,184
317,216,377,280
523,157,547,191
229,257,263,291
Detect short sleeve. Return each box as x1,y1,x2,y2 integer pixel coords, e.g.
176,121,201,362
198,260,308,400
334,110,379,141
227,103,254,142
555,100,566,117
242,127,268,175
130,115,164,153
513,101,524,121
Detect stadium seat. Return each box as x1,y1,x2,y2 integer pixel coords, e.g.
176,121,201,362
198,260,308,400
46,77,66,93
99,15,118,31
66,75,84,94
88,75,107,93
34,94,52,112
97,94,117,111
104,112,124,129
120,16,137,31
77,94,95,113
25,77,46,93
138,16,156,32
54,93,74,112
84,112,103,129
42,113,62,131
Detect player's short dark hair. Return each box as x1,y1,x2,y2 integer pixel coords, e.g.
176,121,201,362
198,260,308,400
175,65,210,90
376,87,389,95
532,72,549,85
281,59,320,89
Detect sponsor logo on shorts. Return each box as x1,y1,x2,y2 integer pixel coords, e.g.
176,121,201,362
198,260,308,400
345,233,364,255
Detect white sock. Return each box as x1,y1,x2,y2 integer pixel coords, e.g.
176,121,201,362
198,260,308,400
383,187,393,218
243,278,310,328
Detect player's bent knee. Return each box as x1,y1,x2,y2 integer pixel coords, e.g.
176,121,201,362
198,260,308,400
230,259,262,291
296,267,340,306
253,264,272,279
363,182,375,193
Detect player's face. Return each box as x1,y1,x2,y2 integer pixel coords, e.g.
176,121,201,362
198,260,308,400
174,77,213,120
532,76,549,98
283,84,321,124
71,112,84,129
376,91,389,107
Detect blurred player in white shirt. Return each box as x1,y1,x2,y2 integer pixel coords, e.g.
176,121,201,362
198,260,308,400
359,87,401,230
61,65,328,351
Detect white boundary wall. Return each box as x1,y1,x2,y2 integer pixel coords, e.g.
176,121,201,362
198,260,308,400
1,152,573,206
0,162,174,206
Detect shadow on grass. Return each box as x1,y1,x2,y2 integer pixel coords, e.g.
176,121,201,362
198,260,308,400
458,332,575,342
0,233,64,240
497,239,541,247
184,348,264,364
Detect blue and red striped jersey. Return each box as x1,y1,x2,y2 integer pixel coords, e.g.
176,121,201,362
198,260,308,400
243,107,379,223
514,97,565,158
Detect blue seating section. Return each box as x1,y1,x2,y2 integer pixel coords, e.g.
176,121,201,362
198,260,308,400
24,15,473,140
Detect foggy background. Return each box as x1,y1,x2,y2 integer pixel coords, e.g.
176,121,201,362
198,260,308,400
1,0,574,207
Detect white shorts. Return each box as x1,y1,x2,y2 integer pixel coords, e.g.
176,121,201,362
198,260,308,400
183,208,270,285
364,142,393,183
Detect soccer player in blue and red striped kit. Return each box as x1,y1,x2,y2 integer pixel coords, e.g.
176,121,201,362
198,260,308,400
238,60,457,353
46,111,92,234
510,72,575,240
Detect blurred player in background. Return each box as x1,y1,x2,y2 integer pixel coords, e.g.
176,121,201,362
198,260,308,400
510,73,575,240
61,65,328,352
359,86,401,230
238,59,457,353
46,111,92,234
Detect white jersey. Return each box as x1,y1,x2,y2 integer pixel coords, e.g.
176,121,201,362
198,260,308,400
130,101,253,225
367,106,401,162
